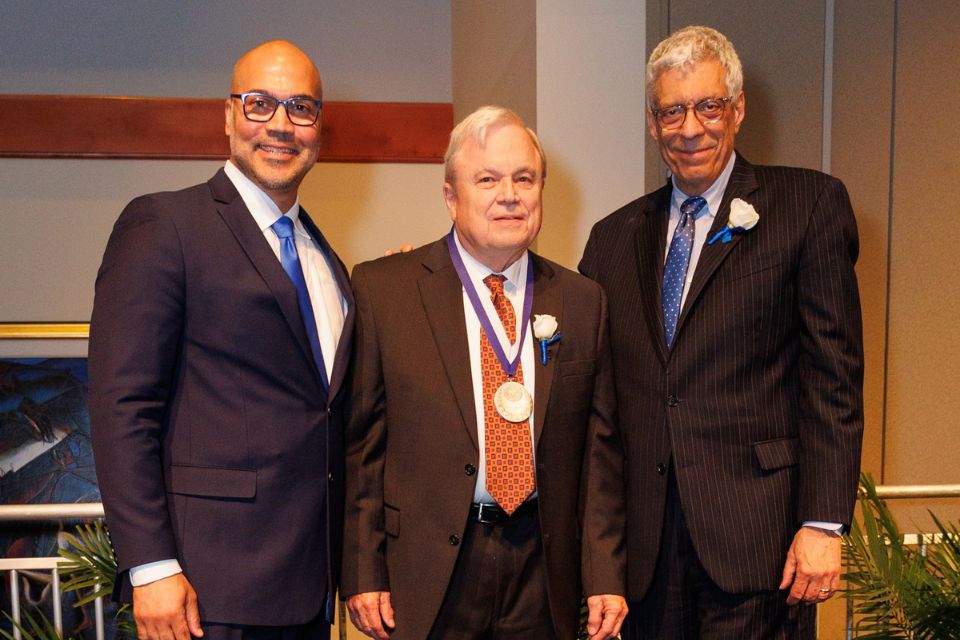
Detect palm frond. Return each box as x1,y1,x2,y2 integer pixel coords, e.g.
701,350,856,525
844,472,960,639
58,520,116,606
1,608,81,640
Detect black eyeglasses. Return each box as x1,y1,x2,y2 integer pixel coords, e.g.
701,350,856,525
650,96,734,130
230,92,323,126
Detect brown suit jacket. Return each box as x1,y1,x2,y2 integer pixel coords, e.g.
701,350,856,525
341,238,626,638
579,155,864,600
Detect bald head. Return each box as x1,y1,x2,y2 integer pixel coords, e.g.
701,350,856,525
231,40,322,99
225,39,324,211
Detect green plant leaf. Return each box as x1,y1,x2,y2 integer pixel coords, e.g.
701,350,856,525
844,472,960,639
1,608,81,640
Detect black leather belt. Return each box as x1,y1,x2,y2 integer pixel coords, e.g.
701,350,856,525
469,498,538,524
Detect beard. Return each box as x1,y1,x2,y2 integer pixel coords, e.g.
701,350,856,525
229,138,318,195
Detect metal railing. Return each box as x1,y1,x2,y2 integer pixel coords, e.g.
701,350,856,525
0,505,106,639
3,485,960,639
873,484,960,499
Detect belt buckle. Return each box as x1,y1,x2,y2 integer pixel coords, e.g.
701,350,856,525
475,503,498,524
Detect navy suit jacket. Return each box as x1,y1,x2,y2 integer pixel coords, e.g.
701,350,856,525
89,169,353,625
580,155,864,599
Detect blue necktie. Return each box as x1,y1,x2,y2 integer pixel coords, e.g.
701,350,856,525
662,196,707,347
272,215,329,390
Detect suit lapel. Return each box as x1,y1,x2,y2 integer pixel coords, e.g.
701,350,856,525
418,241,479,450
635,183,672,364
300,210,354,404
529,254,560,445
209,170,327,396
674,155,760,339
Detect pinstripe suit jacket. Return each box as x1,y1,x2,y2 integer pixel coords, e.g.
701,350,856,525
579,154,864,599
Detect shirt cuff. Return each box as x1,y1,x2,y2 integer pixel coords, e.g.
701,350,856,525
802,521,843,536
129,559,183,586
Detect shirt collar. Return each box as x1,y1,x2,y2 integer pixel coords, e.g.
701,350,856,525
224,160,302,234
670,151,738,219
452,230,528,293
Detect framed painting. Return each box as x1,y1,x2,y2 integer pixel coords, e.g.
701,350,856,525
0,323,115,635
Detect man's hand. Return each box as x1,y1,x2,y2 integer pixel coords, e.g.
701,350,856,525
586,594,628,640
383,244,413,257
779,526,842,605
132,573,202,640
346,591,395,639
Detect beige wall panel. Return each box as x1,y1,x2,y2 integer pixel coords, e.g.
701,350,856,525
645,0,671,191
299,162,449,271
0,159,221,321
884,2,960,524
665,0,825,170
0,159,444,321
451,0,538,126
831,0,895,482
885,1,960,480
536,0,647,269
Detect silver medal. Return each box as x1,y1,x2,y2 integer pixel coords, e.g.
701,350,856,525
494,380,533,423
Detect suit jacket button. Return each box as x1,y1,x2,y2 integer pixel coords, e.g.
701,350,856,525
657,463,667,475
449,534,460,546
667,394,679,407
464,464,477,476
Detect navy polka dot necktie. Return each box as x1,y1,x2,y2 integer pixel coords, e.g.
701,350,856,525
662,196,707,347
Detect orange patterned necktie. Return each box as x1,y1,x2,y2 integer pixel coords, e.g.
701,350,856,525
481,273,535,514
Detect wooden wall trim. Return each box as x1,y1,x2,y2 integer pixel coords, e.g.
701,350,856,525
0,95,452,163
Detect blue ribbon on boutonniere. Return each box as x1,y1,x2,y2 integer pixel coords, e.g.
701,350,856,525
707,226,744,245
538,334,561,366
707,198,759,245
532,314,560,366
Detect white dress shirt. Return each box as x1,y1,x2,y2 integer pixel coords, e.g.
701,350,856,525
128,162,346,587
452,232,537,505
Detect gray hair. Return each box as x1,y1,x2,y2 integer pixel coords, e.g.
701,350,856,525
646,25,743,106
443,105,547,183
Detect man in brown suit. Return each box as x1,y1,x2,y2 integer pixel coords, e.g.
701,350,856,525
580,26,864,639
341,106,627,639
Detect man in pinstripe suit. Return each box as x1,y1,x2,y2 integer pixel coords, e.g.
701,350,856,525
579,26,863,638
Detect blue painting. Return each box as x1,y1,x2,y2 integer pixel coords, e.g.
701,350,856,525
0,358,119,636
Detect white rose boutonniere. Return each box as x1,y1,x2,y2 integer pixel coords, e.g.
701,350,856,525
708,198,759,245
532,314,561,366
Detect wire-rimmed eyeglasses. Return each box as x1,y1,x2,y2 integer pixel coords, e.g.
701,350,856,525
230,92,323,126
650,96,735,130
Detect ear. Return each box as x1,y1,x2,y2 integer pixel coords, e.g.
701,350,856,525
443,182,458,220
224,98,233,137
732,91,746,133
645,107,659,142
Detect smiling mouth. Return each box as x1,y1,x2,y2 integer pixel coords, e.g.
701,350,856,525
256,144,298,156
679,146,713,155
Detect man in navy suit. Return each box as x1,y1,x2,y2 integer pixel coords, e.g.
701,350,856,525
580,26,863,638
89,40,352,640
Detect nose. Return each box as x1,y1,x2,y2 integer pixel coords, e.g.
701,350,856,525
267,102,296,137
678,105,706,139
497,177,518,203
